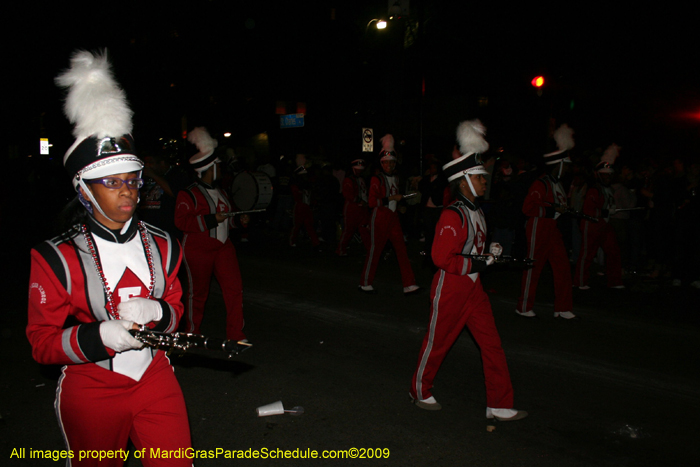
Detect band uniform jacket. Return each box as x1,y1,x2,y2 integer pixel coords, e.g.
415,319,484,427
175,181,237,245
27,217,182,372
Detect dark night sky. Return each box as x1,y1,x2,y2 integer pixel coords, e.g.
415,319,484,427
6,0,699,167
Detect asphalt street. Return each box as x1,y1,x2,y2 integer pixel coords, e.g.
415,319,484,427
2,227,699,467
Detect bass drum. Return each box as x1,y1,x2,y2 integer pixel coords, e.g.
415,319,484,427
231,171,273,211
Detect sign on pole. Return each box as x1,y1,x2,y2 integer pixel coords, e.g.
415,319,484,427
40,138,49,155
362,128,373,152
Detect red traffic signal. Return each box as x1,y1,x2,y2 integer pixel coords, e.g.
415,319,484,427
531,76,545,88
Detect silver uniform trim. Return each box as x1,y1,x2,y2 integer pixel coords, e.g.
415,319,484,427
54,367,73,467
520,217,539,312
362,208,379,286
415,270,446,400
48,242,72,296
61,328,82,364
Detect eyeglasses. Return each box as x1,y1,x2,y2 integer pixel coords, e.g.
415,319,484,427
87,177,144,190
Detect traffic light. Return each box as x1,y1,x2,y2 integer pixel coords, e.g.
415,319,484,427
531,76,545,88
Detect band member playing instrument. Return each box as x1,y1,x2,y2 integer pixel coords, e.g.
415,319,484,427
336,158,370,256
358,134,419,295
574,145,626,290
515,124,578,320
289,154,321,248
410,120,527,422
27,50,191,466
175,127,248,343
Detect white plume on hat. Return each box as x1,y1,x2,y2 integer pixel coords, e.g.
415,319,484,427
601,143,621,165
553,124,575,152
380,134,395,153
55,50,133,149
55,49,142,224
456,120,489,156
188,127,218,159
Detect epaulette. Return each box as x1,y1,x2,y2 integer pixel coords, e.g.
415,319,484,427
33,238,73,293
446,201,467,229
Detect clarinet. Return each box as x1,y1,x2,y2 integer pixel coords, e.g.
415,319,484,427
129,329,252,357
221,208,267,217
459,254,535,267
549,203,599,222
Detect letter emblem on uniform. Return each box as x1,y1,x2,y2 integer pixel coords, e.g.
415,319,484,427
118,287,142,302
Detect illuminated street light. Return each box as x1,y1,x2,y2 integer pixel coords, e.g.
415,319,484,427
366,18,387,31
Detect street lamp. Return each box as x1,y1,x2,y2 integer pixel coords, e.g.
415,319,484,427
366,18,387,31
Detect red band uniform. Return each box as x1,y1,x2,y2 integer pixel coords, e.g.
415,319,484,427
574,181,624,288
337,162,370,256
28,218,191,466
175,180,246,341
410,196,514,408
289,173,320,247
516,173,574,314
360,171,417,289
409,120,525,419
27,49,192,466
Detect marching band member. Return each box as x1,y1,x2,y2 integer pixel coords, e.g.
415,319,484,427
574,144,625,290
27,50,191,466
336,158,370,256
358,134,419,295
515,124,577,320
175,127,248,343
289,154,321,248
410,120,527,422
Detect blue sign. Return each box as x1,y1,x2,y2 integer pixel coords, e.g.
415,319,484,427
280,113,305,129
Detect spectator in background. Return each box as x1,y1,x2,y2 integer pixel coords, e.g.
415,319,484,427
139,151,191,241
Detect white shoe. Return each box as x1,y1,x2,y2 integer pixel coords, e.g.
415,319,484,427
691,280,700,289
554,311,578,320
671,279,681,287
611,285,626,289
403,285,420,295
358,285,376,294
486,407,528,421
515,310,537,318
578,285,590,290
411,394,441,410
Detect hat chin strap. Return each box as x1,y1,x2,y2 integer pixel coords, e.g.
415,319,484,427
464,174,478,198
78,178,119,225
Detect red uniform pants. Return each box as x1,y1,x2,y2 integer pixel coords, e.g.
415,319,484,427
411,274,513,409
517,217,573,313
289,203,319,246
56,354,191,467
182,237,245,341
337,203,370,255
574,220,623,287
360,208,416,288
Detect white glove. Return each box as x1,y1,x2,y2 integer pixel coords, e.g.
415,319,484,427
489,242,503,257
485,255,496,266
608,207,617,216
117,298,162,325
99,320,143,353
